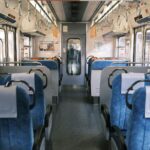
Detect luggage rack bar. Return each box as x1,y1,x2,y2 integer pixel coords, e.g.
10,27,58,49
0,61,43,66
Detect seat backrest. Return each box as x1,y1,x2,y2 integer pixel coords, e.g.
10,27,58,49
126,86,150,150
0,75,11,85
87,57,95,81
91,60,128,70
110,73,149,132
90,60,128,97
21,60,42,66
38,60,58,70
11,73,45,130
0,86,33,150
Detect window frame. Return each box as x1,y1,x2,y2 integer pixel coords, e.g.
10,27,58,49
7,30,16,62
0,27,6,64
144,28,150,62
116,35,126,58
23,35,32,59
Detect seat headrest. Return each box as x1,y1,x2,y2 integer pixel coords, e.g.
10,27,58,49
11,73,35,94
121,73,145,94
38,60,58,70
145,86,150,118
0,86,17,118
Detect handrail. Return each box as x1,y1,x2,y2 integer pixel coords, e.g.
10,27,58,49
108,68,128,89
0,61,42,66
125,80,150,110
28,68,48,89
5,80,36,110
112,61,150,65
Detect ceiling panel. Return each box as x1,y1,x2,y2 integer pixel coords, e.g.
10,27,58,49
63,1,88,22
49,1,105,22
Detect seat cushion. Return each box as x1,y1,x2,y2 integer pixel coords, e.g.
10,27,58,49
110,74,132,130
31,74,45,130
0,87,33,150
126,87,150,150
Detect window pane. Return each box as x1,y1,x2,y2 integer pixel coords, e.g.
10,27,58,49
67,39,81,75
0,29,6,63
145,30,150,63
118,36,126,58
23,36,32,59
116,36,129,59
135,32,143,62
8,31,15,62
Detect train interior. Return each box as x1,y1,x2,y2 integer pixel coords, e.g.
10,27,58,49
0,0,150,150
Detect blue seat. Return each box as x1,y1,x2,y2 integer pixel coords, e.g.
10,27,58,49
38,60,58,70
110,74,132,134
126,87,150,150
110,74,149,136
87,58,95,81
11,73,45,131
0,75,11,85
91,60,128,70
31,74,45,130
91,61,112,70
21,60,42,66
0,86,33,150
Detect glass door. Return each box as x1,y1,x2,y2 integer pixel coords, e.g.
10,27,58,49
67,39,81,75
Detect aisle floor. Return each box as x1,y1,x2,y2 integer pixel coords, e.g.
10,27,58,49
51,86,109,150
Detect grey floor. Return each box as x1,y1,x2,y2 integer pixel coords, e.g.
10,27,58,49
51,86,109,150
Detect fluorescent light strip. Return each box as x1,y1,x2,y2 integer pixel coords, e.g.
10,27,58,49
30,0,57,25
91,0,123,27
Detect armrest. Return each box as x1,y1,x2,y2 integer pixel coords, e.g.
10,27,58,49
59,74,63,86
33,127,45,150
85,74,89,82
101,104,110,128
111,126,127,150
44,105,52,128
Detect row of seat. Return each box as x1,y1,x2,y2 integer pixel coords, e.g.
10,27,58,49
86,57,150,150
0,71,53,150
22,56,63,87
0,56,62,149
85,56,128,98
100,69,150,149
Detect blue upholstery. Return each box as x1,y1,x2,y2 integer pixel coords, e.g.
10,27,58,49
126,87,150,150
0,87,33,150
38,60,58,70
52,58,63,82
110,74,132,132
0,75,11,85
21,60,41,66
91,61,112,70
91,60,128,70
30,74,45,130
87,58,95,80
110,74,149,134
11,74,45,130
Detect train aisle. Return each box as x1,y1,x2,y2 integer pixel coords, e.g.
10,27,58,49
51,86,108,150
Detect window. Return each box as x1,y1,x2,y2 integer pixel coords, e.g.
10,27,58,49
23,36,32,59
145,30,150,62
116,36,127,58
0,29,6,63
8,31,15,62
135,32,143,62
66,39,81,75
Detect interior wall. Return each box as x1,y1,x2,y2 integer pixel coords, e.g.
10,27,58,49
0,0,60,60
86,0,150,60
33,27,61,58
